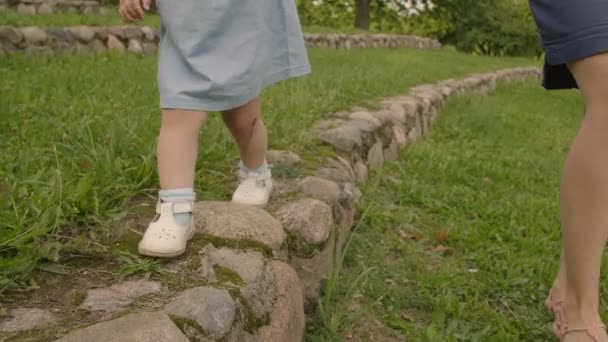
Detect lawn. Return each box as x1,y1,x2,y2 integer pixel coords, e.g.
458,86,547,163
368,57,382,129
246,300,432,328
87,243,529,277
304,81,599,341
0,48,535,293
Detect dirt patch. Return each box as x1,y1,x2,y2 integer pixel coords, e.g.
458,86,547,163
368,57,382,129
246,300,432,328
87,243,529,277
343,313,407,342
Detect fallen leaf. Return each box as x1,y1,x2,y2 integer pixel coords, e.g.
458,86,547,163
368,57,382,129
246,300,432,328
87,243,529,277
399,230,422,240
426,245,451,253
437,230,449,242
384,278,396,285
401,312,415,322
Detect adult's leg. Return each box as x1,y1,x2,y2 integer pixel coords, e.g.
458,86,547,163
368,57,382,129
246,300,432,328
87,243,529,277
560,52,608,341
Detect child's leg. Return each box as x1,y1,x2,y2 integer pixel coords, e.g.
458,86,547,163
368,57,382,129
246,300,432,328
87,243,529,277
158,109,208,189
221,97,267,169
221,98,272,207
138,109,207,257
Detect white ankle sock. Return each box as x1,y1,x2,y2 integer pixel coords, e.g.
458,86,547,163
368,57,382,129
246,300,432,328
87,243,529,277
241,160,269,174
159,188,194,226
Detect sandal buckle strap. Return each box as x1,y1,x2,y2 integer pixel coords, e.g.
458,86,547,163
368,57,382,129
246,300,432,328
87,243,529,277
156,201,193,215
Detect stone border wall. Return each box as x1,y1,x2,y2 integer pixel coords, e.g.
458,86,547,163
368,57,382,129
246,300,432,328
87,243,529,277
0,25,441,56
295,66,541,306
0,67,540,341
304,33,440,50
1,0,102,15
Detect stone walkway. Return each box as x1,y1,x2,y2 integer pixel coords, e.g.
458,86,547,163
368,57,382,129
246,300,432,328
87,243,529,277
0,67,540,342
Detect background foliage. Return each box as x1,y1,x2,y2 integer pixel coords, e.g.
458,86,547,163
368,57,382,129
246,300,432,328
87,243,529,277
297,0,542,57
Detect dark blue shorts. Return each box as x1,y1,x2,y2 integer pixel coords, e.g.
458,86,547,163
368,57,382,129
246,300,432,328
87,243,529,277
530,0,608,89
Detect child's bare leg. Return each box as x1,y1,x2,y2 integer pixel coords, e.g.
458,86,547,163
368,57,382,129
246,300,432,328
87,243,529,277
221,98,272,207
221,97,267,169
138,109,207,257
158,109,208,189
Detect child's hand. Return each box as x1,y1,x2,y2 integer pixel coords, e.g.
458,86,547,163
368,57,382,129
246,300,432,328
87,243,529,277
119,0,151,23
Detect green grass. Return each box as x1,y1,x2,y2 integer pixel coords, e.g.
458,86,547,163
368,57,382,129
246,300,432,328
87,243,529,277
0,47,534,292
304,81,595,341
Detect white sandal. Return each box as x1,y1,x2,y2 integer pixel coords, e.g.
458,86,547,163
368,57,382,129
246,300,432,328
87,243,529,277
138,201,195,257
232,164,273,208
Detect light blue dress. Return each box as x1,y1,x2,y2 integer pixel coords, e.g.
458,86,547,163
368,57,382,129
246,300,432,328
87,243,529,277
157,0,311,111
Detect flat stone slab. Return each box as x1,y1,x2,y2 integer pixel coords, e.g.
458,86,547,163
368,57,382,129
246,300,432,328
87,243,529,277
194,201,286,251
199,245,265,284
80,279,162,312
54,311,188,342
0,308,57,333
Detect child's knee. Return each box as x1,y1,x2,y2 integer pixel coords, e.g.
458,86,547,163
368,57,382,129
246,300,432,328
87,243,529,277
229,114,259,133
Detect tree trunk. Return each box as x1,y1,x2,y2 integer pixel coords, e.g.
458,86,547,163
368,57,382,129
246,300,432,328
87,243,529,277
354,0,371,30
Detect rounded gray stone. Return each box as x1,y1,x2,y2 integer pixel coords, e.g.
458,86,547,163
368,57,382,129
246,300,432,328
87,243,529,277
198,245,275,321
82,5,95,14
74,42,91,54
384,141,399,162
107,35,125,53
141,26,156,41
353,160,368,184
367,140,385,169
21,27,48,45
266,150,301,166
0,26,23,45
127,39,143,54
318,122,362,152
69,26,95,42
258,261,304,342
123,26,143,40
38,3,53,14
299,176,340,205
142,41,158,55
292,245,331,304
194,201,286,251
17,3,36,15
47,28,75,45
350,111,382,129
393,124,407,146
88,39,106,53
164,286,236,340
276,198,333,245
315,158,355,184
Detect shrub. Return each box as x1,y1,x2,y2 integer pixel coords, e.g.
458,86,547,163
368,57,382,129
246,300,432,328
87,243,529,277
297,0,542,57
